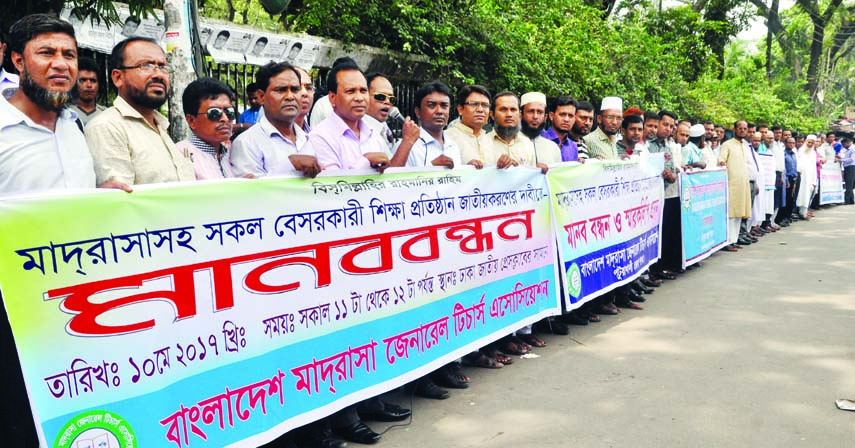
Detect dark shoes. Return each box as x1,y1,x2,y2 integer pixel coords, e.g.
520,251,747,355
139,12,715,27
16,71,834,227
533,317,571,334
333,421,380,445
557,312,590,326
358,402,412,422
631,280,654,295
640,277,662,287
410,378,450,400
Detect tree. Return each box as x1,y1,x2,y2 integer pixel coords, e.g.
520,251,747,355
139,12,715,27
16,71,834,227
796,0,843,99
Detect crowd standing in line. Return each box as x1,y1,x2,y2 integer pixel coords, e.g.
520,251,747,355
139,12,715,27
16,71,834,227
0,13,851,448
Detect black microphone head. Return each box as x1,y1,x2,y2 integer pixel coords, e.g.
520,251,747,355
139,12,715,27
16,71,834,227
389,107,405,125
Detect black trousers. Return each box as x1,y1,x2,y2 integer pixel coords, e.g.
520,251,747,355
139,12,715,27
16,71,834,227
778,175,799,222
0,292,39,447
652,197,682,272
844,166,855,204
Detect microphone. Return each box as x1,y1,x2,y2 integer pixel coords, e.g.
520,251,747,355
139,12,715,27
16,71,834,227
389,107,405,125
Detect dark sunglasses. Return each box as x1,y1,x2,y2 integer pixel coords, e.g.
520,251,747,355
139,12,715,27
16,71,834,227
371,92,396,105
195,107,236,122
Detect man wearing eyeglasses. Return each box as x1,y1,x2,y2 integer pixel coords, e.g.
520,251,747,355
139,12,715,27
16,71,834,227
86,37,195,185
446,85,493,169
175,77,240,180
583,96,622,160
230,61,320,178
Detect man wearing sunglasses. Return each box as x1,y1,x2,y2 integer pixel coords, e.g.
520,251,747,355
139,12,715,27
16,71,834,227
86,37,195,185
230,61,321,178
176,77,240,180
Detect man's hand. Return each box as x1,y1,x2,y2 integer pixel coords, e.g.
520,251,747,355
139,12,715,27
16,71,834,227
289,154,321,178
536,162,549,174
401,118,420,144
431,154,455,169
662,168,676,184
496,154,518,169
719,161,726,167
467,159,484,169
98,177,133,193
364,152,390,173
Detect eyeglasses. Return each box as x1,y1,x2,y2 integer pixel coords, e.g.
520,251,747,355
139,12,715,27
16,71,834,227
117,63,171,74
193,107,236,122
371,92,396,105
601,115,622,122
463,101,490,110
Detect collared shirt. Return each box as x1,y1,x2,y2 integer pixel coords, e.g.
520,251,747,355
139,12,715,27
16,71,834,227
839,144,855,168
176,133,237,180
784,148,798,177
681,142,703,165
486,131,536,166
364,115,397,153
85,96,195,185
542,127,579,161
818,143,836,163
647,137,679,198
309,112,389,171
0,97,95,194
583,127,618,160
230,114,310,176
400,127,463,168
446,120,491,165
67,103,106,127
238,107,261,125
0,69,19,100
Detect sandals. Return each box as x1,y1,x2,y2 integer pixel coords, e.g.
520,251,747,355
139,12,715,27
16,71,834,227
462,352,504,369
518,333,547,348
484,347,513,365
499,337,529,356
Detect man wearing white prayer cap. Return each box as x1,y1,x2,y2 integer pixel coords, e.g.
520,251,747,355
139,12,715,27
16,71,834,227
520,91,561,174
583,96,622,160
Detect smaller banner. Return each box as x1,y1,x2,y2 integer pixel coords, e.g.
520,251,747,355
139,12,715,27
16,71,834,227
548,156,664,310
820,161,844,204
679,168,729,267
757,153,776,191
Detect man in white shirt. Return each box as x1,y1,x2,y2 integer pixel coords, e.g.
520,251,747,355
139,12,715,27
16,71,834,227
0,24,19,100
393,81,461,168
0,14,131,448
230,61,320,177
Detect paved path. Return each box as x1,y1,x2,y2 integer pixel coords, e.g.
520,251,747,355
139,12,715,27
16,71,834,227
373,206,855,448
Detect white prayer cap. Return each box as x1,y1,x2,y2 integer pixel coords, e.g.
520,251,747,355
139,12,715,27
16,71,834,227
520,92,547,107
806,134,817,141
600,96,622,112
689,124,705,138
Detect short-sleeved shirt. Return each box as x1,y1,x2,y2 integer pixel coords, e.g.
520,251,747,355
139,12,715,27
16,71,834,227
364,115,397,153
230,114,309,177
399,127,463,168
308,112,389,171
0,97,95,194
681,142,703,165
85,96,195,185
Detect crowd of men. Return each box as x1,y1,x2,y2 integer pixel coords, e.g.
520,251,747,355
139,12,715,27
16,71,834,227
1,13,853,448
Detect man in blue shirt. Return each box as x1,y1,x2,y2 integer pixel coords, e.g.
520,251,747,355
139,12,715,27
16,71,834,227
777,136,800,225
542,95,580,161
238,82,262,126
